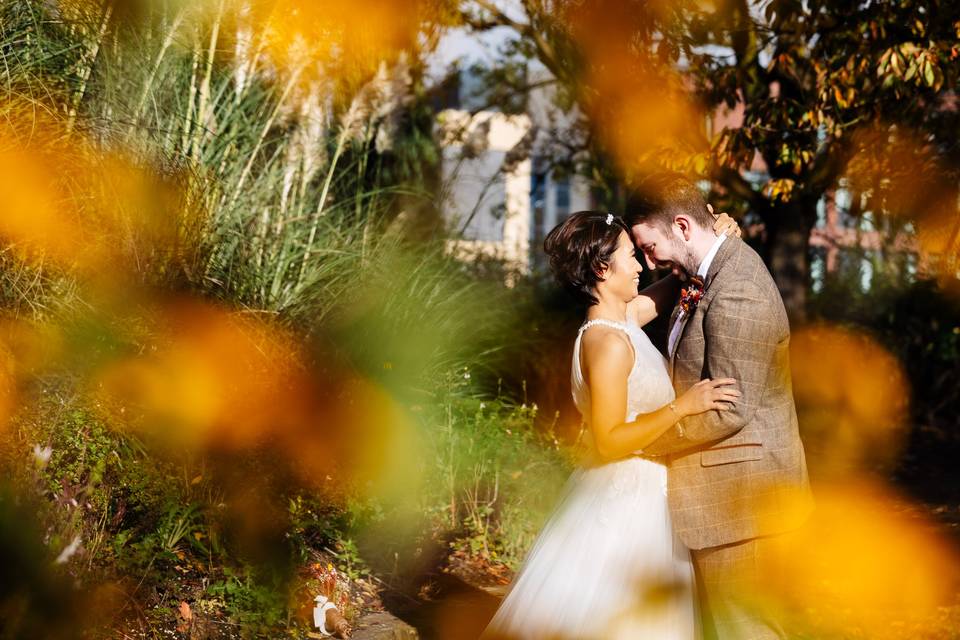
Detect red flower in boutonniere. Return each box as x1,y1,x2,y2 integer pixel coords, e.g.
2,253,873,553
679,276,705,314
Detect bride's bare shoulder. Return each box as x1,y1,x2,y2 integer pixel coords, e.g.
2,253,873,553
580,326,633,370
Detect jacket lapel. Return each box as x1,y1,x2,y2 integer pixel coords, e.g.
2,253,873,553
670,238,742,374
668,303,682,327
669,308,691,374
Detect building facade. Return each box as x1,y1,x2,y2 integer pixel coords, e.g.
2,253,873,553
436,68,938,289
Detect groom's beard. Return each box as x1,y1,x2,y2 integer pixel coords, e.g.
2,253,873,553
668,240,700,280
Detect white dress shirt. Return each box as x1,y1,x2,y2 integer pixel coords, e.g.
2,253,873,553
667,234,727,359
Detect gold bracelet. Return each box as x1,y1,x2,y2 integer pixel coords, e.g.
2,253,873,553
668,401,679,419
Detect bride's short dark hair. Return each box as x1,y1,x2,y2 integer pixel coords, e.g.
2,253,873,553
543,211,630,306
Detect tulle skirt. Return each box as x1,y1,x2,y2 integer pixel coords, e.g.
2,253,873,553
483,456,698,640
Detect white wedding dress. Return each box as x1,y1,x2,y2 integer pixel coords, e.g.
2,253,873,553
483,318,698,640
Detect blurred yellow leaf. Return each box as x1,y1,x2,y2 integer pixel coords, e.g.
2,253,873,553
791,324,908,477
760,480,960,635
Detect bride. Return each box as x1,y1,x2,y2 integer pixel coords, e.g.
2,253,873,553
482,212,740,639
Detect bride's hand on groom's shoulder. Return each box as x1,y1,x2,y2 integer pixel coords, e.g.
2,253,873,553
709,204,742,238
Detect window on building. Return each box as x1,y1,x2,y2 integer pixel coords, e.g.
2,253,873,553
835,186,860,228
810,247,826,294
555,174,571,223
531,159,549,270
860,252,875,292
904,252,918,282
837,249,865,291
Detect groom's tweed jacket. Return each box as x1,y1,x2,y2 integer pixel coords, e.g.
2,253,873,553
643,237,814,550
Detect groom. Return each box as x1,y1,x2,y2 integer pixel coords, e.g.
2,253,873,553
626,175,814,640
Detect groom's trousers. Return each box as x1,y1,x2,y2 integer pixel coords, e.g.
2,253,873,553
692,536,786,640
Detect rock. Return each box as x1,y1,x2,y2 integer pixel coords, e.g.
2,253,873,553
351,611,419,640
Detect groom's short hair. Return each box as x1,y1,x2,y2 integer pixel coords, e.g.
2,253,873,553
624,174,713,231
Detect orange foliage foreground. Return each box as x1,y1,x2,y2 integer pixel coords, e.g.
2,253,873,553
559,0,708,178
0,305,418,507
91,299,420,495
790,324,910,476
760,479,960,635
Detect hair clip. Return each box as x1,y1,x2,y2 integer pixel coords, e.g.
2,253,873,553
605,213,614,225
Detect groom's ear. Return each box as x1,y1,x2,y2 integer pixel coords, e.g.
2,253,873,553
674,215,693,241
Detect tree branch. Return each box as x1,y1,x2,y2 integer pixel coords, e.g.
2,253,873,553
807,134,853,196
713,165,769,216
462,1,564,82
728,0,767,104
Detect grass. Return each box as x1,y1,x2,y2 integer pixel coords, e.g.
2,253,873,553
421,385,572,570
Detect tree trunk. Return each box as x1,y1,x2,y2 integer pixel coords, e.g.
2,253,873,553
763,199,816,325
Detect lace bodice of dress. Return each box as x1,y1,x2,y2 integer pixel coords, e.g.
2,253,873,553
571,318,676,425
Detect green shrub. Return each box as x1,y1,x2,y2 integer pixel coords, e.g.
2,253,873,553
423,379,573,569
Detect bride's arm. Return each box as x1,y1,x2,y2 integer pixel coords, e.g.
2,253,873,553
583,332,741,460
627,275,680,327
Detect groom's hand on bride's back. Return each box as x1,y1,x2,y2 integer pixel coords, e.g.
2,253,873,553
708,204,742,238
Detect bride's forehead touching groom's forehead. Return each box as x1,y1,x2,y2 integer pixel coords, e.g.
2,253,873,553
630,222,660,245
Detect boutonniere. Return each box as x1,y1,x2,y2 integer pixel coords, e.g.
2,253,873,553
679,276,706,314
